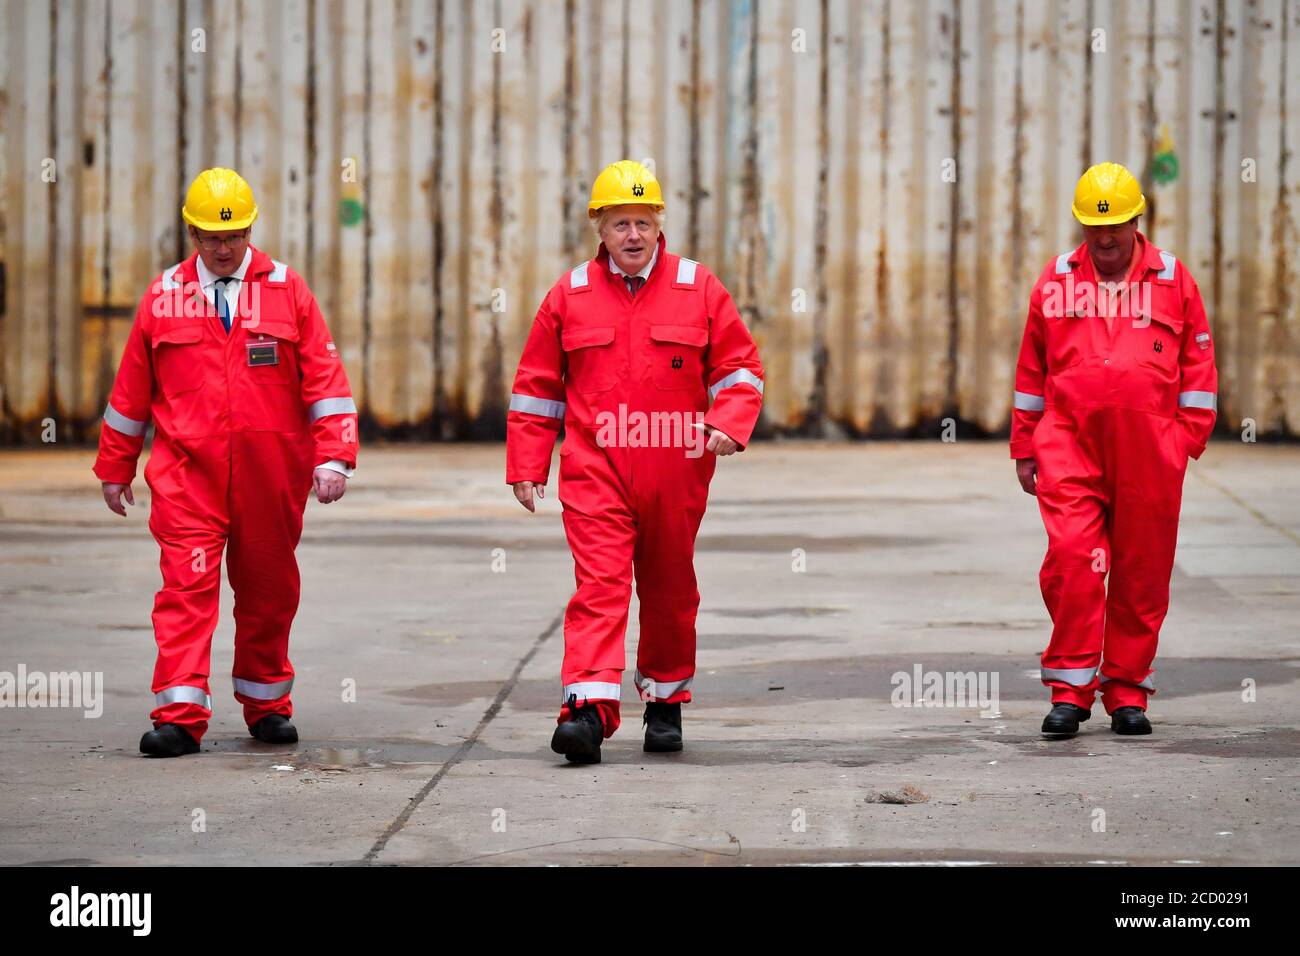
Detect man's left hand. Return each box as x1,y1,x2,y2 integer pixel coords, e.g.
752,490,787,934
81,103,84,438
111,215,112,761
313,467,347,504
697,423,739,457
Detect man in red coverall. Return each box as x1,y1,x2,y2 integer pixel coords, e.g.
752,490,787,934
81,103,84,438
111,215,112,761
1011,162,1218,738
506,160,764,764
94,167,359,757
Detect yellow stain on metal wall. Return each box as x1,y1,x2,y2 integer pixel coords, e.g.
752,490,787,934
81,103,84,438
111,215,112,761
1,0,1297,440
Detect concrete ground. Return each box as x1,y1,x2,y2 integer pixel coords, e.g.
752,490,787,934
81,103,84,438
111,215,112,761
0,440,1296,866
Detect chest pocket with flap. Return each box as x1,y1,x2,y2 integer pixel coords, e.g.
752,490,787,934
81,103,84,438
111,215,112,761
648,324,708,390
561,325,617,393
1135,309,1182,377
152,323,206,397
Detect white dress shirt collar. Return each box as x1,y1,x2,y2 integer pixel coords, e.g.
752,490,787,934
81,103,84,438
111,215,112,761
195,247,253,291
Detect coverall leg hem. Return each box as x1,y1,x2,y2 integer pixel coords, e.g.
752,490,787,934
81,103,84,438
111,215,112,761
149,701,211,743
1099,679,1151,714
1047,687,1097,710
236,694,294,729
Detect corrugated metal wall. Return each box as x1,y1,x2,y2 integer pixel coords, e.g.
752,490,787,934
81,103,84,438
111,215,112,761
1,0,1297,441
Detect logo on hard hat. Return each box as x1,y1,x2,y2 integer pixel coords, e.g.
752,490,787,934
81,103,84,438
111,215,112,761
671,355,683,370
1096,200,1109,214
220,207,233,221
632,183,645,197
1153,340,1163,353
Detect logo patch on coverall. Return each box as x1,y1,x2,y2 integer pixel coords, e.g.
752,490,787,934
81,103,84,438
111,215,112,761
1196,332,1211,350
245,339,279,367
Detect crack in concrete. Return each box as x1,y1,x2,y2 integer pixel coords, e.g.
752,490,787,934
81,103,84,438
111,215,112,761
362,607,564,865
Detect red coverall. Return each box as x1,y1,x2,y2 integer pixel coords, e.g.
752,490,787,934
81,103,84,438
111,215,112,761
506,233,764,736
1011,234,1217,713
93,247,359,742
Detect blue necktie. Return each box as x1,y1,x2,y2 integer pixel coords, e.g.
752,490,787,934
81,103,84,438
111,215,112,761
214,277,234,333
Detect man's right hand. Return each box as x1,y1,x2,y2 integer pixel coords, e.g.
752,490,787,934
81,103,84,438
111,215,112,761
102,481,135,516
512,481,545,513
1015,458,1038,496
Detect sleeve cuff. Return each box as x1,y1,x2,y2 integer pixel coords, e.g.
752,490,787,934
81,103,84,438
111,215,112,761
93,461,138,484
317,459,355,478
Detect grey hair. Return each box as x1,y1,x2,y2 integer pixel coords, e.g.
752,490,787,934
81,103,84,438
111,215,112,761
590,205,666,237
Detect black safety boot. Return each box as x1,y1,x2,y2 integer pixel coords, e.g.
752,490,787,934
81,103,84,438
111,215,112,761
1041,702,1091,737
550,694,604,764
139,723,200,757
643,702,683,753
250,714,299,744
1110,706,1153,735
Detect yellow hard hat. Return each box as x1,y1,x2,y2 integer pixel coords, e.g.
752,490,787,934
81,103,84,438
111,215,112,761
1071,162,1145,226
182,167,259,231
588,160,664,216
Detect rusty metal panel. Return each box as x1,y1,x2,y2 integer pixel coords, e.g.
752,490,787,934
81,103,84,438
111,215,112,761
1,0,1298,442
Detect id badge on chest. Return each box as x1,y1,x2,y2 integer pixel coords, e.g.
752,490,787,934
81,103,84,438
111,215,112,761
245,337,279,367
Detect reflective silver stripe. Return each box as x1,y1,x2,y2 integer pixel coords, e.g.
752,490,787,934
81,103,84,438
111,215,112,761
634,671,693,700
1055,253,1073,275
509,393,566,419
308,396,357,421
1178,390,1216,410
160,263,183,291
1013,390,1045,412
1039,666,1098,687
269,259,288,283
233,676,294,700
1100,673,1157,692
570,261,589,288
676,257,698,284
103,402,148,437
561,681,621,703
155,685,211,709
708,368,765,400
1157,251,1176,280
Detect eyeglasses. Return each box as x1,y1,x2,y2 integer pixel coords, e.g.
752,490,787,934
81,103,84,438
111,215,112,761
193,230,250,251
